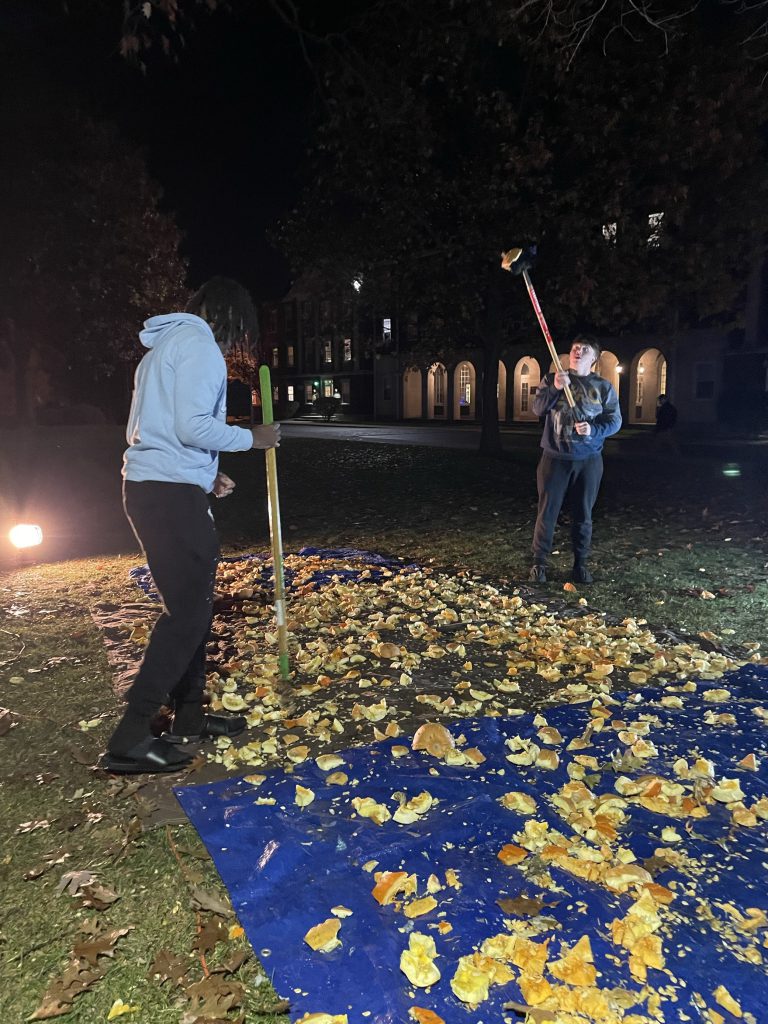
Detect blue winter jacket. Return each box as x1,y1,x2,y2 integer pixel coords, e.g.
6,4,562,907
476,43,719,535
123,313,253,491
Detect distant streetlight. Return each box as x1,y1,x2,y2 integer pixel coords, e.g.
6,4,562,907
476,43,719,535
352,278,362,293
9,524,43,549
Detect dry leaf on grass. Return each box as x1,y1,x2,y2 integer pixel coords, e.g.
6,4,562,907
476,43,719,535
147,949,189,987
30,926,133,1019
190,887,233,918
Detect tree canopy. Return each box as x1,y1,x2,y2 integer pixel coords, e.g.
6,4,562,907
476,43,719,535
281,0,768,451
0,55,188,422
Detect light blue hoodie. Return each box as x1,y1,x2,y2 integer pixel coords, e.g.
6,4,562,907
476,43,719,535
123,313,253,492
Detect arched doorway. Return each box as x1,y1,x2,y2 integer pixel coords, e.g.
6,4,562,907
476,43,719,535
497,361,508,420
402,367,422,418
629,348,666,423
427,363,447,419
596,350,621,395
513,356,541,421
453,361,476,420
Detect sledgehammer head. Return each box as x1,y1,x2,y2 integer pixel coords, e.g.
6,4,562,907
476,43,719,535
501,245,537,276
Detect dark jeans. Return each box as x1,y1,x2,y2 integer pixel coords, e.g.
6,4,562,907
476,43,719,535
122,480,219,719
532,453,603,565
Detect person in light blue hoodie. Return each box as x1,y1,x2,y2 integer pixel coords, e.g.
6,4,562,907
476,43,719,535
100,278,280,775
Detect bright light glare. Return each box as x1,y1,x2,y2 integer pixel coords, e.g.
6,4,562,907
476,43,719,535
352,277,362,292
722,463,741,478
9,524,43,549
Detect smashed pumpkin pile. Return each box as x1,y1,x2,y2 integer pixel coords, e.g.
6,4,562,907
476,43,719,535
166,549,768,1024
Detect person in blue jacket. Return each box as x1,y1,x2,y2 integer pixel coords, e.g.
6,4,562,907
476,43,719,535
529,335,621,585
101,278,280,775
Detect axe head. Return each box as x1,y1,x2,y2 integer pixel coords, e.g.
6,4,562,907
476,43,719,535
501,245,537,276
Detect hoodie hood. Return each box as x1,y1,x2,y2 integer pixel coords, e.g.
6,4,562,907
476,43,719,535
139,312,214,349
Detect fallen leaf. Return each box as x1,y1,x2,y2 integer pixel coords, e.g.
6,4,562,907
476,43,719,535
106,998,138,1019
190,887,233,918
147,949,189,987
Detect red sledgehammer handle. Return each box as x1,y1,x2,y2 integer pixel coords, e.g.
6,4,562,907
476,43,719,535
522,269,576,409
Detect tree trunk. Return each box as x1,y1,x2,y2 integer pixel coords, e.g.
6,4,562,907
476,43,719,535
479,273,504,455
479,334,502,454
3,318,32,424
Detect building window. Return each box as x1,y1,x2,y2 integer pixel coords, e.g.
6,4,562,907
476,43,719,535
273,386,279,402
635,375,644,408
341,380,350,404
695,362,716,400
602,222,617,244
434,367,445,405
287,345,295,367
521,382,529,412
320,300,331,325
302,300,313,325
324,340,332,363
660,360,667,395
382,318,392,344
268,308,278,333
459,364,471,405
383,380,392,400
284,302,295,330
271,347,279,368
305,383,314,403
648,211,664,248
343,338,352,362
323,379,334,398
287,385,295,402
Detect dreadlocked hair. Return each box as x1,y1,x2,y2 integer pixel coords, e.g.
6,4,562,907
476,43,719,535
186,276,259,353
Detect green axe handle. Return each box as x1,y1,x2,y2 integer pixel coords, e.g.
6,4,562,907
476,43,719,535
258,365,290,682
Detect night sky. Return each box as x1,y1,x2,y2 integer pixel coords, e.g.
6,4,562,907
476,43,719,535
3,1,323,300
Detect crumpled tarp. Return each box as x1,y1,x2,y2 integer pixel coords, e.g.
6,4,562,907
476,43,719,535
130,546,416,601
175,665,768,1023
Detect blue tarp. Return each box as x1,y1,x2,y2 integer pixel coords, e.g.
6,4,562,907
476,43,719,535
176,665,768,1023
130,547,416,601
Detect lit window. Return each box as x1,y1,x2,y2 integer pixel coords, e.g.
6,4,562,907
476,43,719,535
648,211,664,248
459,364,471,405
434,366,445,405
272,347,279,368
324,341,332,363
323,380,334,397
341,380,350,404
305,383,314,403
521,382,529,412
273,386,279,402
636,374,644,408
602,222,617,243
287,385,295,402
287,345,295,367
660,359,667,394
343,338,352,362
382,318,392,343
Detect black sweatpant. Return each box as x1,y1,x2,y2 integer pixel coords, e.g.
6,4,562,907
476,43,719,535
119,480,219,726
531,453,603,565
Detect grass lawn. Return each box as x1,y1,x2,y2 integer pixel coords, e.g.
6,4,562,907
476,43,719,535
1,427,766,1021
